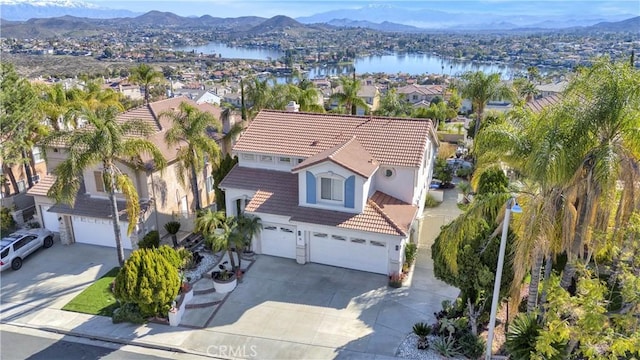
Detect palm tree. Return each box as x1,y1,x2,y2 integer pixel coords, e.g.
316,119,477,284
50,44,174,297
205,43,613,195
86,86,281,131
291,80,325,113
46,106,167,266
235,214,262,268
375,88,410,117
330,75,368,115
245,77,271,119
195,210,242,270
513,78,539,105
459,71,515,139
129,63,164,104
37,82,78,130
554,59,640,289
162,102,222,211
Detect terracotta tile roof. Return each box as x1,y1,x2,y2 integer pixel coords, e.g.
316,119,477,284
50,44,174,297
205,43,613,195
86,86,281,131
26,174,56,197
397,84,444,96
526,94,562,113
291,136,379,178
233,110,434,168
220,166,417,236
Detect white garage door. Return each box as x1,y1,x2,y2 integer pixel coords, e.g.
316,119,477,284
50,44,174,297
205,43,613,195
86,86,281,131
310,232,389,274
41,205,59,232
72,216,132,249
260,223,296,259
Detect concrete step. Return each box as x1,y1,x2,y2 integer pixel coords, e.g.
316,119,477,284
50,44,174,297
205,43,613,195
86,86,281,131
185,291,226,308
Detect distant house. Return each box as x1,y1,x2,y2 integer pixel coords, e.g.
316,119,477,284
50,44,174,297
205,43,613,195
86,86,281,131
171,89,222,106
526,94,562,113
536,81,568,98
108,82,143,100
331,84,381,115
220,109,439,275
397,84,446,104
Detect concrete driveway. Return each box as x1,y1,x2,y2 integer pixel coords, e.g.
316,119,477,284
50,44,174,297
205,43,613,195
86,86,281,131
186,190,461,359
1,239,122,323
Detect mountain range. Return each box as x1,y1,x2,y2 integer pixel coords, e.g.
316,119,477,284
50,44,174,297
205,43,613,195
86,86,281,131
0,0,638,32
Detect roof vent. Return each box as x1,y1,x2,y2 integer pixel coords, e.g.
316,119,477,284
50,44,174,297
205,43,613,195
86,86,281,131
285,101,300,112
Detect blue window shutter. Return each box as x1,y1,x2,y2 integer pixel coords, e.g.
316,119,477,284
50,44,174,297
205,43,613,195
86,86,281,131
306,171,316,204
345,176,355,208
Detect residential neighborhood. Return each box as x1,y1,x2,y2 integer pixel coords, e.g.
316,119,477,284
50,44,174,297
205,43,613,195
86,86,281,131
1,2,639,360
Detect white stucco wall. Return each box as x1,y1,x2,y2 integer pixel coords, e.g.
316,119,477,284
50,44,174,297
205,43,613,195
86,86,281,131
296,161,366,214
236,151,302,172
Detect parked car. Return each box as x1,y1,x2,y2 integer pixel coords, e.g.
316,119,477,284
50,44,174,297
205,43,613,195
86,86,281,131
0,228,54,271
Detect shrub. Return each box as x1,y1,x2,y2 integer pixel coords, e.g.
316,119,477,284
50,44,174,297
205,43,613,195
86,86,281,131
112,302,146,324
505,313,541,360
1,206,16,234
424,194,439,208
388,273,404,288
113,248,180,318
431,335,460,358
137,230,159,249
155,245,187,270
413,322,432,350
404,243,418,265
458,331,485,359
164,221,181,247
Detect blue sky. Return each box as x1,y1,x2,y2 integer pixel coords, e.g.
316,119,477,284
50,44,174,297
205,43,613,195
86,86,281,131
88,0,640,18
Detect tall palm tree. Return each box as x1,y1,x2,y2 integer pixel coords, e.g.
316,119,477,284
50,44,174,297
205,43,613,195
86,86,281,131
195,209,242,270
291,80,325,113
36,82,78,130
459,71,515,139
555,59,640,289
162,102,222,211
330,76,368,115
513,78,539,105
46,106,167,266
129,63,164,104
245,77,271,119
235,214,262,268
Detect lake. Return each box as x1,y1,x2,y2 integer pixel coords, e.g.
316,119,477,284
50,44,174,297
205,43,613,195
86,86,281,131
175,42,522,78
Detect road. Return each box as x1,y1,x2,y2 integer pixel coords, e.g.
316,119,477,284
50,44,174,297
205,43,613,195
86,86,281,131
0,326,214,360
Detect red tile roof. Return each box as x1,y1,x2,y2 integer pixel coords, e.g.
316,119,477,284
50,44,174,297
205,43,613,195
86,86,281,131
291,136,379,178
233,110,434,168
220,166,417,236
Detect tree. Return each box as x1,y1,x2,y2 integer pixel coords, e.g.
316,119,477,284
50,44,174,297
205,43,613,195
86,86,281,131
374,88,410,117
212,154,238,211
235,213,262,266
289,80,325,113
162,102,222,211
459,71,514,139
244,77,271,119
1,63,48,192
46,106,167,266
195,210,242,270
114,248,180,318
513,78,539,104
330,75,368,115
129,63,164,104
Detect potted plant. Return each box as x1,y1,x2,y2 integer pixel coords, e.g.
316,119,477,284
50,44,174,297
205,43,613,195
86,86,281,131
236,214,262,261
211,262,237,293
413,322,432,350
164,221,182,247
388,272,404,288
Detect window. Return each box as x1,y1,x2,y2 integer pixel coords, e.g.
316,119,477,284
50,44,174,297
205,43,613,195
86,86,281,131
16,180,26,193
261,155,273,162
1,248,8,259
242,153,255,161
264,225,277,231
384,168,395,178
280,227,294,233
370,241,386,247
312,232,328,238
206,175,214,193
297,158,304,164
320,177,343,201
351,238,366,244
331,235,346,241
32,147,45,163
94,171,105,192
278,157,291,164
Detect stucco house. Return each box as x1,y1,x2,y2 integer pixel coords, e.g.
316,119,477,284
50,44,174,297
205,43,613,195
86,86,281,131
27,97,237,250
330,85,381,115
220,109,438,275
397,84,446,104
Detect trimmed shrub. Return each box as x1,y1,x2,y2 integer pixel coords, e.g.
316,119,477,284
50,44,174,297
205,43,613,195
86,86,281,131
113,248,180,318
458,331,485,359
405,243,418,265
424,194,439,208
137,230,159,249
155,245,183,269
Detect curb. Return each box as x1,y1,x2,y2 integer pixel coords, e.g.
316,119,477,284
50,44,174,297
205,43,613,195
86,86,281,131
2,321,214,359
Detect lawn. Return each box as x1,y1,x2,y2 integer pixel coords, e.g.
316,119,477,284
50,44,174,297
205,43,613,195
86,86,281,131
62,267,120,316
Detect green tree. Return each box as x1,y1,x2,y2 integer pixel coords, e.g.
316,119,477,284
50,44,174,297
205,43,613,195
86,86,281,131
195,210,242,270
289,80,325,113
114,248,180,317
162,102,222,211
245,77,271,119
212,154,238,211
129,63,164,104
330,75,368,115
513,78,539,104
1,63,48,192
459,71,514,139
374,88,410,117
46,106,167,266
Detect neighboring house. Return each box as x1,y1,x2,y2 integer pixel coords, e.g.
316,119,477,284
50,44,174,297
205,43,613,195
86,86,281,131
171,89,222,106
0,148,48,225
27,97,236,250
397,84,446,104
330,85,381,115
223,92,242,108
535,80,568,98
220,109,438,275
108,82,143,100
526,94,562,113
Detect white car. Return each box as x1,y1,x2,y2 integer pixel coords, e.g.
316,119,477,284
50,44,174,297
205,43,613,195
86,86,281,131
0,228,54,271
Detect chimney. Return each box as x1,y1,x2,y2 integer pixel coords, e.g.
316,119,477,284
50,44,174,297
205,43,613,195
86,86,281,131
285,101,300,112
